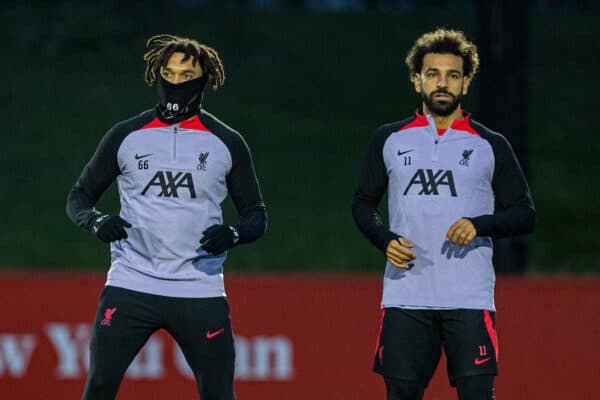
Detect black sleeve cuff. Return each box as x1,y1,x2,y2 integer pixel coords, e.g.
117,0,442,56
233,207,267,245
374,230,401,253
352,198,399,254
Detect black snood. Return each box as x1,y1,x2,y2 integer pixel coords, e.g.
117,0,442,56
156,75,208,122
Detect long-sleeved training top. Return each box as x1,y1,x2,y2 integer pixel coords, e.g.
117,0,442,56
67,108,267,298
352,112,535,311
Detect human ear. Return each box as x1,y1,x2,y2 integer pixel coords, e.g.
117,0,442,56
462,75,472,95
411,73,421,93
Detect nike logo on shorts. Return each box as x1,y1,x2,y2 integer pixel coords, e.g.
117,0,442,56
206,328,225,339
474,356,492,366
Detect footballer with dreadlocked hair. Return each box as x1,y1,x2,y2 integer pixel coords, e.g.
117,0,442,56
143,34,225,89
67,34,267,400
143,34,225,121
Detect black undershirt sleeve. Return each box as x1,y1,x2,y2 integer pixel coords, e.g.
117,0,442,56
469,131,536,237
66,124,125,232
226,135,267,244
352,126,399,253
202,112,267,244
66,111,153,232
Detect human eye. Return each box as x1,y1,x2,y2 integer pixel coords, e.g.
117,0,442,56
425,70,437,78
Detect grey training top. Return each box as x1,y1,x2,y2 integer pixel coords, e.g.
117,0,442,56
67,108,267,298
352,112,535,311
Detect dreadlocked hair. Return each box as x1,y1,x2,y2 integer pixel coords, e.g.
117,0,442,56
406,29,479,79
143,34,225,91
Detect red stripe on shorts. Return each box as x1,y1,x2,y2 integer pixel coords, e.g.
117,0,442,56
484,310,499,361
374,308,386,356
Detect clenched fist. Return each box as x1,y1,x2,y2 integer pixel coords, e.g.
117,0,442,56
446,218,477,246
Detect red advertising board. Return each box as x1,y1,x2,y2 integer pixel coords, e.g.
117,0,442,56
1,272,599,399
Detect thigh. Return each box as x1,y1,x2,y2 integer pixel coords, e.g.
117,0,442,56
374,308,442,387
442,309,498,385
84,286,160,398
384,376,425,400
455,375,495,400
89,286,160,363
166,296,235,400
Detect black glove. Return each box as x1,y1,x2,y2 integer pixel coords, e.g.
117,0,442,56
91,214,132,243
200,224,239,255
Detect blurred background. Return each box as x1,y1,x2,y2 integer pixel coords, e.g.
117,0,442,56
1,1,599,399
1,0,599,274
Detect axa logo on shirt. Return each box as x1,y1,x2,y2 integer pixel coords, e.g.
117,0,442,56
403,169,457,197
141,171,197,198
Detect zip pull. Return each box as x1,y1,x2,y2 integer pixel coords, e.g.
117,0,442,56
172,124,178,161
433,138,440,162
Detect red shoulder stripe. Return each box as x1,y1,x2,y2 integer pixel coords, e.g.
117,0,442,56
180,115,211,132
397,113,429,132
140,117,170,130
139,116,212,133
451,115,480,137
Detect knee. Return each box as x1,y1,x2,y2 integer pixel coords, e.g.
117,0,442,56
86,369,110,388
82,366,123,399
456,375,495,400
384,377,424,400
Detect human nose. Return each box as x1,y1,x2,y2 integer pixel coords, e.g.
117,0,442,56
436,76,448,88
170,75,183,84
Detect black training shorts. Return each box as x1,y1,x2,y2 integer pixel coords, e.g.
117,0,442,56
373,308,498,386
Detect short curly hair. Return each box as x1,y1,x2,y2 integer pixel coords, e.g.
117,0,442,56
405,29,479,79
143,34,225,91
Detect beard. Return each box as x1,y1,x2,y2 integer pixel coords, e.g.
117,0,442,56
422,89,462,116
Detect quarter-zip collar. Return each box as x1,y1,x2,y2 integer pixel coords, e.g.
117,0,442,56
142,109,211,133
415,110,474,136
413,110,475,162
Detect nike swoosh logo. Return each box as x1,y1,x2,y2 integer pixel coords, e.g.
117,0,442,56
397,149,414,156
474,357,492,366
135,153,153,160
206,328,225,339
